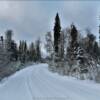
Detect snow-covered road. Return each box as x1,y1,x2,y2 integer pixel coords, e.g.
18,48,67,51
0,64,100,100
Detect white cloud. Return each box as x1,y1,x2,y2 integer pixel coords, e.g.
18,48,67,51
0,1,99,43
0,1,48,43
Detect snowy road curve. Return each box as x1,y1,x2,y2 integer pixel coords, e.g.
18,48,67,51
0,64,100,100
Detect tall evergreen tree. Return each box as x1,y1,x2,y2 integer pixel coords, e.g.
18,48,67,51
67,24,78,68
93,41,99,59
29,42,36,61
5,30,18,61
85,29,96,54
18,40,28,63
24,41,27,53
18,40,22,61
10,40,18,61
70,24,78,60
70,23,78,47
54,13,61,54
35,38,41,62
5,30,13,51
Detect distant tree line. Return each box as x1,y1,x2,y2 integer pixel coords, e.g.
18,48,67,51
0,30,42,64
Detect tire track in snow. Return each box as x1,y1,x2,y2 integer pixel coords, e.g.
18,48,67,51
26,66,48,99
26,75,34,100
29,66,85,100
26,65,70,99
24,64,100,100
32,66,86,100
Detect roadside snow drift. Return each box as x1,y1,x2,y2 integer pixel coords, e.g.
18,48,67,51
0,64,100,100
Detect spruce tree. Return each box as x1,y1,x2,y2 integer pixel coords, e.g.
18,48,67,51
86,30,96,54
23,41,27,62
67,24,78,69
93,41,99,59
54,13,61,54
70,24,78,47
24,41,27,53
70,24,78,60
18,41,22,61
10,40,18,61
29,42,36,61
35,38,41,62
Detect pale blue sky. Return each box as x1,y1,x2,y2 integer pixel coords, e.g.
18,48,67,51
0,1,99,43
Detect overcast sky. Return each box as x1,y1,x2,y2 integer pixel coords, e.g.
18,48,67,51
0,1,100,44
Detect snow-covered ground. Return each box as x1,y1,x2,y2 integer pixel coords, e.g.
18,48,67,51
0,64,100,100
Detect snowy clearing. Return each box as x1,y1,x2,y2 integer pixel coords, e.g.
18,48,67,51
0,64,100,100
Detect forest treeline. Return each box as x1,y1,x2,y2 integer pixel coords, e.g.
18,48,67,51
45,13,100,82
0,13,100,82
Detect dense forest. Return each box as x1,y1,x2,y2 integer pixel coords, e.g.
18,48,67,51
0,30,42,80
45,13,100,82
0,13,100,82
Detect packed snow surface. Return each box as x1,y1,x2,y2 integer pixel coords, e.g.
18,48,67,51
0,64,100,100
